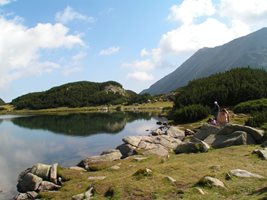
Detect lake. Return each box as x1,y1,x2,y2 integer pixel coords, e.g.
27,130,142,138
0,112,164,199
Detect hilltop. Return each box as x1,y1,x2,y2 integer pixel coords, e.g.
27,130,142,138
142,27,267,95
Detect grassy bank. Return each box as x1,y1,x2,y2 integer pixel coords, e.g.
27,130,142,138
0,101,173,115
40,145,267,200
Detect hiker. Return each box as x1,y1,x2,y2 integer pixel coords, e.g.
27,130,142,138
217,108,230,126
213,101,220,120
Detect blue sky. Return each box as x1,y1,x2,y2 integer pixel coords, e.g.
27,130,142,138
0,0,267,102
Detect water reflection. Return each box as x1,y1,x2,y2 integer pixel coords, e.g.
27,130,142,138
11,112,152,136
0,112,160,199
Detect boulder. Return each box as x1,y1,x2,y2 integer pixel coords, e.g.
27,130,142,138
229,169,264,178
77,149,122,169
38,181,61,191
151,128,164,136
122,136,143,147
30,163,51,180
14,191,38,200
198,176,225,188
17,172,43,193
252,148,267,160
175,141,210,154
142,146,169,157
194,124,221,141
152,135,182,150
217,124,264,143
50,163,58,184
166,126,185,139
211,131,255,148
69,166,87,172
116,143,137,158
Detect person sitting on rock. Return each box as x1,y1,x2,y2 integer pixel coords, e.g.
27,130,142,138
217,108,230,126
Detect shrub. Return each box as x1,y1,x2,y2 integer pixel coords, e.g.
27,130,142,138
245,111,267,128
233,98,267,114
171,104,210,124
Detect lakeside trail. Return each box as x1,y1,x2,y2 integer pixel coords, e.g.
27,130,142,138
13,116,267,200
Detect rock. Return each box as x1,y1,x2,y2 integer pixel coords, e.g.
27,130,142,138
14,192,38,200
165,176,176,184
17,172,43,193
69,166,87,171
72,187,94,200
88,176,106,180
143,146,169,157
122,136,143,147
198,176,225,188
211,131,255,148
133,156,148,162
78,149,122,169
175,141,210,154
30,163,51,180
194,124,221,141
151,128,164,136
217,124,264,144
253,148,267,160
116,143,137,158
50,163,58,184
185,129,195,136
229,169,264,178
195,187,205,195
110,165,120,170
133,168,152,177
166,126,185,139
38,181,61,191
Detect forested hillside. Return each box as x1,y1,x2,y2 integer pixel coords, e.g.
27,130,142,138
0,98,5,105
173,68,267,110
11,81,136,109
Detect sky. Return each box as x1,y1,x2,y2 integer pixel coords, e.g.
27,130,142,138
0,0,267,102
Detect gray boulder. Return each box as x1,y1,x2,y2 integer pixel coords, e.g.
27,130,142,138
116,143,137,158
166,126,185,139
14,191,38,200
50,163,58,184
217,124,264,143
122,136,143,147
17,172,43,193
142,146,169,157
38,181,61,191
30,163,51,180
151,135,182,150
151,128,164,136
211,131,255,148
194,124,221,141
175,141,210,154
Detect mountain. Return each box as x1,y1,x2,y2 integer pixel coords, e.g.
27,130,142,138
142,27,267,95
11,81,136,110
0,98,5,105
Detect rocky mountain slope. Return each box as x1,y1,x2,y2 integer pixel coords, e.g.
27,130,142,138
142,27,267,95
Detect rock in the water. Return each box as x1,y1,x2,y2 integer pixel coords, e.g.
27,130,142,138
198,176,225,188
116,143,137,158
230,169,264,178
50,163,58,184
122,136,143,147
166,126,185,139
17,172,43,193
14,191,38,200
253,148,267,160
38,181,61,191
30,163,51,180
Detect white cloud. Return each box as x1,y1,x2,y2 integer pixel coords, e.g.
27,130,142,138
0,16,83,88
99,46,120,56
0,0,14,6
127,71,154,81
168,0,215,24
122,59,154,71
55,6,94,24
62,51,87,76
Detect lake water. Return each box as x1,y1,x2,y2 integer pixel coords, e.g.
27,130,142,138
0,112,164,200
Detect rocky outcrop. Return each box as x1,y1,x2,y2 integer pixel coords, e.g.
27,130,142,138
15,163,61,200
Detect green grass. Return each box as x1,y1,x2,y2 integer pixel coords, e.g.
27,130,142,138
40,145,267,200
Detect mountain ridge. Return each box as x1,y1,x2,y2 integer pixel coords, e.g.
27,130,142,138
142,27,267,95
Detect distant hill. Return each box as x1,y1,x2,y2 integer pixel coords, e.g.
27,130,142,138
0,98,5,105
142,27,267,95
11,81,136,109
